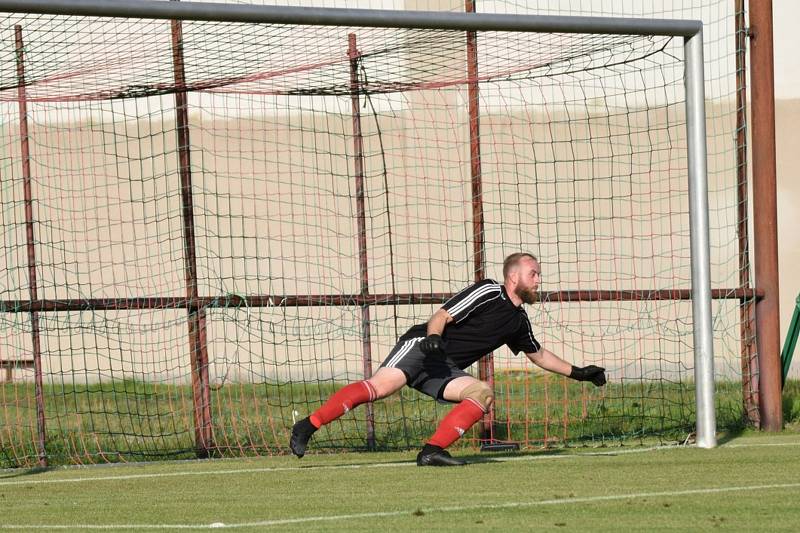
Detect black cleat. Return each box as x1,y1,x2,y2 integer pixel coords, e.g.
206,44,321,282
289,417,317,458
416,445,466,467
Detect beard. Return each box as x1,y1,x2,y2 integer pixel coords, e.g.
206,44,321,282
515,284,538,305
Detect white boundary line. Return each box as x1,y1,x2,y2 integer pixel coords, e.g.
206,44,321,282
1,440,799,488
2,481,800,529
0,445,672,487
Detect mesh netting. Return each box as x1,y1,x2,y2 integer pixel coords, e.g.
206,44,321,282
0,1,753,467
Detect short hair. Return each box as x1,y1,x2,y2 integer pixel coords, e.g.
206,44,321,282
503,253,539,280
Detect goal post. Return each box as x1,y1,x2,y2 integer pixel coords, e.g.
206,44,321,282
0,0,725,466
684,29,715,448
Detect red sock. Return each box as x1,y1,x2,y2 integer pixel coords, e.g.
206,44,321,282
427,399,486,448
309,381,377,428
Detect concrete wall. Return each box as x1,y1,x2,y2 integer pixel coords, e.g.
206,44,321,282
0,95,749,385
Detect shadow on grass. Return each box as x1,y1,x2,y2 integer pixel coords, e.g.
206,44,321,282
0,465,54,480
717,424,749,446
459,447,571,465
290,458,416,470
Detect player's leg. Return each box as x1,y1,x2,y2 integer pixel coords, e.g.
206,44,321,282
289,367,406,458
434,376,493,446
310,367,406,427
416,375,492,467
289,340,418,458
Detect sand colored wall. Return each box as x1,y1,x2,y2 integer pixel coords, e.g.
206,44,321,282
776,99,800,378
0,95,754,384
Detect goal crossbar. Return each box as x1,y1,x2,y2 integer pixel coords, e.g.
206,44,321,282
0,0,702,37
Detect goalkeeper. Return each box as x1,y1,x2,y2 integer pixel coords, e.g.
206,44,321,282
290,252,607,466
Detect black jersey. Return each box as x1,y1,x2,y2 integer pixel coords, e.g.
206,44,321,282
400,278,541,369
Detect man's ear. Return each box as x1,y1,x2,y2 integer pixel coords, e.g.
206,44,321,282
509,269,519,284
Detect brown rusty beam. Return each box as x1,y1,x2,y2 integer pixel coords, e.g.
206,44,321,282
0,288,764,313
735,0,758,426
349,32,375,450
171,18,213,456
15,25,47,468
464,0,495,442
749,0,782,431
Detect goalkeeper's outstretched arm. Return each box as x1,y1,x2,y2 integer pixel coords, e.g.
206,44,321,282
526,349,607,387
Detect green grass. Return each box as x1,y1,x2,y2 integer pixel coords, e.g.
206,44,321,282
2,431,800,531
3,378,799,468
783,379,800,428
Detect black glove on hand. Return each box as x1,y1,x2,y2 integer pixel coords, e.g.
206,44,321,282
569,365,607,387
419,334,446,358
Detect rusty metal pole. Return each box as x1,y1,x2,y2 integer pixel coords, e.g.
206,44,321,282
748,0,782,431
171,18,214,456
349,33,376,450
15,25,47,468
464,0,494,442
734,0,759,426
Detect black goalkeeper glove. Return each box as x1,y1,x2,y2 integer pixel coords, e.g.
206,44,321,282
569,365,607,387
419,334,446,358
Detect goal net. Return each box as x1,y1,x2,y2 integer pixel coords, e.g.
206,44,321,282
0,2,745,467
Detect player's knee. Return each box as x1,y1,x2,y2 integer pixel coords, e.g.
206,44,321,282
367,368,406,399
459,381,493,412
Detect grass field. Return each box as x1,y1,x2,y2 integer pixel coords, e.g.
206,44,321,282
2,430,800,531
8,378,794,468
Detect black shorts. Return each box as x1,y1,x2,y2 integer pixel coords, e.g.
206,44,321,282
378,337,471,401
